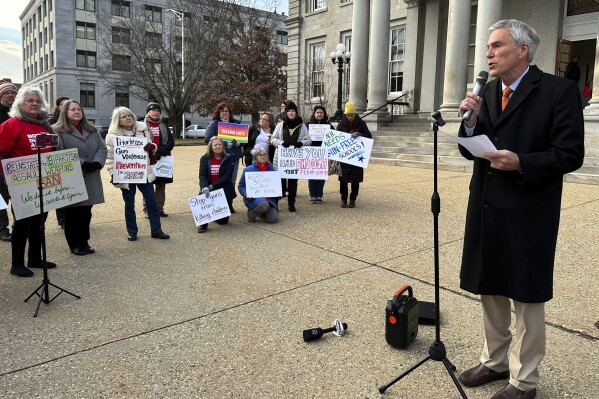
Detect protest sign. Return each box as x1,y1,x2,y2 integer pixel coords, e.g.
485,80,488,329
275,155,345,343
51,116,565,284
112,136,148,183
1,149,88,220
188,188,231,226
308,124,329,142
244,171,282,198
277,146,328,180
152,155,174,178
322,129,373,168
0,195,6,210
218,122,249,143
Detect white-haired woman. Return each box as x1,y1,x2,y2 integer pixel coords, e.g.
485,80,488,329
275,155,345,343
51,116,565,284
0,86,58,277
105,107,169,241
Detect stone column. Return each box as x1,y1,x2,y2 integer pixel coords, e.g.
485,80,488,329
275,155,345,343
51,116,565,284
439,0,471,117
402,0,426,113
473,0,502,77
366,0,391,118
349,0,370,114
583,14,599,135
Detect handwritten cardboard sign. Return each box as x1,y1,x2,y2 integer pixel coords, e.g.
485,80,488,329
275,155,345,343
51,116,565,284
188,188,231,226
152,155,174,178
1,149,88,220
218,122,249,143
112,136,148,183
308,124,329,142
244,171,282,198
322,130,373,168
277,146,328,180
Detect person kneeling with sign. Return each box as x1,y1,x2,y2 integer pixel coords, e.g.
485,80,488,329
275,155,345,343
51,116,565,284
238,148,279,224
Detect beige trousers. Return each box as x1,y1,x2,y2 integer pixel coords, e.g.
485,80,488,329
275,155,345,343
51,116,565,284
480,295,545,391
143,181,167,212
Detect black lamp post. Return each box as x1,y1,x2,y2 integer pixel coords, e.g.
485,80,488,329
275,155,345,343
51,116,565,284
330,43,351,121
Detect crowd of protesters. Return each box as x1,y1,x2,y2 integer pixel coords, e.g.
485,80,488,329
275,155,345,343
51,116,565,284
0,84,370,277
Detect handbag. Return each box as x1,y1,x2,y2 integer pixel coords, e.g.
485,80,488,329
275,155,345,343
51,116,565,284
328,160,341,176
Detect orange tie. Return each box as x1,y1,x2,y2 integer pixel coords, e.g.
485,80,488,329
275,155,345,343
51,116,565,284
501,87,513,111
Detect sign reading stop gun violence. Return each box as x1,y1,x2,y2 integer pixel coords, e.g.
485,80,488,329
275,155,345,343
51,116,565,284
322,129,373,168
277,146,328,180
113,136,148,183
1,148,88,220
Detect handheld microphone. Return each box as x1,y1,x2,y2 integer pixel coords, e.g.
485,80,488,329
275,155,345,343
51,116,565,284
463,70,489,121
303,319,348,342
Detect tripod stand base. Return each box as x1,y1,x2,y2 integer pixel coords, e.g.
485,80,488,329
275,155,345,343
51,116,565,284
25,278,81,318
378,340,467,398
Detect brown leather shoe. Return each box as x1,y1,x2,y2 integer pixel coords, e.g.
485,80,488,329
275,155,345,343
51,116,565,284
348,200,356,208
490,383,536,399
341,200,348,208
458,363,509,387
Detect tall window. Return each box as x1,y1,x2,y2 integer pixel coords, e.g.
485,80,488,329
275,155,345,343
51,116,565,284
112,27,130,44
50,50,54,68
49,22,53,40
389,27,405,93
112,54,131,71
310,42,325,99
277,30,288,45
80,83,95,108
76,22,96,40
115,88,129,107
310,0,326,12
76,50,96,68
147,58,162,74
111,1,130,17
145,31,161,43
343,35,351,100
145,6,162,23
76,0,95,12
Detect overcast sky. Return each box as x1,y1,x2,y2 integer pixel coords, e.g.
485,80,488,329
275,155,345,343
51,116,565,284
0,0,288,83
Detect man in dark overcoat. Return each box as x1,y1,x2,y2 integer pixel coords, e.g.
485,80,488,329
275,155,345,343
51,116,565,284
456,19,584,399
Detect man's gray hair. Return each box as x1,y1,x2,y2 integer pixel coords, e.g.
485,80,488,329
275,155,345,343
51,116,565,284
9,86,49,118
489,19,540,62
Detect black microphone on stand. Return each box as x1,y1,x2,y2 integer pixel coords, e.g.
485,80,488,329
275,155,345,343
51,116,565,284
463,70,489,121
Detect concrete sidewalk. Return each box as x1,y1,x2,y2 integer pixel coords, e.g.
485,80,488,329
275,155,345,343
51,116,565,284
0,145,597,399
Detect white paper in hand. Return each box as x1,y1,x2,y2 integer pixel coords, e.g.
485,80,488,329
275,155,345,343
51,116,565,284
451,135,497,158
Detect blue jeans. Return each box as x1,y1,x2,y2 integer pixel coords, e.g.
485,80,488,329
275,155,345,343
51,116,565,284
231,158,240,186
121,183,162,235
308,179,325,199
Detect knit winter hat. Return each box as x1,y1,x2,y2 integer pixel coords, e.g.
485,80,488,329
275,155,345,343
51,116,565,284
285,101,298,113
344,101,356,115
146,102,161,112
0,82,18,98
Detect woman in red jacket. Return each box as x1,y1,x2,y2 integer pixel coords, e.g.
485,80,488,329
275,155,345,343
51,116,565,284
0,86,58,277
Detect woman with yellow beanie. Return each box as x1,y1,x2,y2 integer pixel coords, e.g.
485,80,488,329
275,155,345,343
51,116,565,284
335,101,372,208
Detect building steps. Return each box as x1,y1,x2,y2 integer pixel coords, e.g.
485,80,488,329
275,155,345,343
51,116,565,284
370,117,599,185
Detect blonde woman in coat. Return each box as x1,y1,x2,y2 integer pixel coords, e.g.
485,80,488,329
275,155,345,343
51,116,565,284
105,106,169,241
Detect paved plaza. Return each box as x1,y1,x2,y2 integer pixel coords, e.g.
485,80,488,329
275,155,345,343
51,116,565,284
0,145,597,398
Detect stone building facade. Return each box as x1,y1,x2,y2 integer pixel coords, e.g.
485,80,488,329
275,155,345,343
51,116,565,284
287,0,599,134
19,0,287,127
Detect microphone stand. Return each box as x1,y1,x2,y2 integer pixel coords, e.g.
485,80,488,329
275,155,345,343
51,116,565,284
24,145,80,317
378,112,467,398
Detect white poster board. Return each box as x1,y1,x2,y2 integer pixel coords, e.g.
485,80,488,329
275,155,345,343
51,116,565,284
1,149,88,220
188,188,231,226
322,130,373,168
245,171,282,198
112,136,148,183
277,146,328,180
0,195,6,210
152,155,174,178
308,124,329,142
